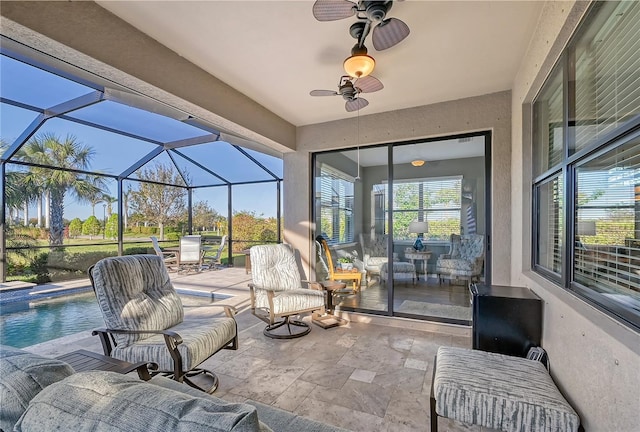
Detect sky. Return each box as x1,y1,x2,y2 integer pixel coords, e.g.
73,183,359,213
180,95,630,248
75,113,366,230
1,54,283,221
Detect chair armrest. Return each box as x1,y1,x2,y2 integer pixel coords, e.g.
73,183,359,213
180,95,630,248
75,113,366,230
205,304,237,317
183,303,237,318
301,280,323,291
91,328,184,356
92,327,182,342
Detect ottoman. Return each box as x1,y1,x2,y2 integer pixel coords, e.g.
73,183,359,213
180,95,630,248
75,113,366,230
430,346,580,432
380,261,416,284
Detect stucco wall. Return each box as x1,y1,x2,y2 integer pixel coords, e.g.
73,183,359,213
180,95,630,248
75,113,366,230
290,92,511,284
511,1,640,430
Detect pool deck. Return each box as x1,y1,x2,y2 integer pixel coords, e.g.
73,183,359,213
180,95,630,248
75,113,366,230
19,266,476,432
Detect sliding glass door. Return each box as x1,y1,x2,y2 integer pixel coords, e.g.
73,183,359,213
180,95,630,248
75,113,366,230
313,133,489,323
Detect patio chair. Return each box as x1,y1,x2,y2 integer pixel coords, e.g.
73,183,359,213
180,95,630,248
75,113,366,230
318,237,363,292
204,235,227,270
89,254,238,393
178,235,204,272
249,244,326,339
436,233,484,286
150,236,178,272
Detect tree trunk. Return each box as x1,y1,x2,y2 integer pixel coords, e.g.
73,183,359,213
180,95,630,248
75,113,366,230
159,222,164,241
49,189,65,246
23,202,28,225
37,195,43,228
45,192,50,229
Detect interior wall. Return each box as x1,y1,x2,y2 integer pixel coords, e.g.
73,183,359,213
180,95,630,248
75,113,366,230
361,156,486,239
511,1,640,430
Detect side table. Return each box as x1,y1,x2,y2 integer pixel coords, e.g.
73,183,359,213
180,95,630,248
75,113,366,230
312,281,350,329
56,349,153,381
405,250,432,281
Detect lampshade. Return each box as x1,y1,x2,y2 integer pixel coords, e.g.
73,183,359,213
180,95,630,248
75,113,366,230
411,160,425,167
577,220,596,236
344,45,375,78
408,220,429,234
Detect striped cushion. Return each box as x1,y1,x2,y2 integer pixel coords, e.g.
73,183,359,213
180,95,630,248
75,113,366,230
112,317,237,371
434,346,579,432
15,371,261,432
250,244,301,291
250,244,325,314
91,255,184,348
0,345,75,431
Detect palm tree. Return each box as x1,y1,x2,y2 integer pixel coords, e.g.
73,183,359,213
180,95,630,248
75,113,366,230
16,133,104,246
103,194,117,216
87,191,104,216
1,140,40,223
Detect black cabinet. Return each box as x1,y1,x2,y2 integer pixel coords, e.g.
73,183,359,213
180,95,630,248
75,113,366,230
471,284,542,357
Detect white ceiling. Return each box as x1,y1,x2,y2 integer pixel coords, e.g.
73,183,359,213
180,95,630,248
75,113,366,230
97,1,542,128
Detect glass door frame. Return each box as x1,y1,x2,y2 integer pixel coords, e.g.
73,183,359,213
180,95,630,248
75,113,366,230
311,131,493,320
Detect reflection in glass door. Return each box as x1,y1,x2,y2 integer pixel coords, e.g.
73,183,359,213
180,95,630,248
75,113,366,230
313,134,488,323
390,139,485,323
314,146,390,313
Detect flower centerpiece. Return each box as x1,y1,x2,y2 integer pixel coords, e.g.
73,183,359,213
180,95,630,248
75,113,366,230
337,256,354,271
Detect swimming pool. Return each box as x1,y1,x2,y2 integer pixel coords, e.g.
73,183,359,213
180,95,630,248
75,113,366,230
0,291,232,348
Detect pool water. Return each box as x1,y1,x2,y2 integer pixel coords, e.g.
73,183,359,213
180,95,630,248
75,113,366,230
0,293,103,348
0,291,232,349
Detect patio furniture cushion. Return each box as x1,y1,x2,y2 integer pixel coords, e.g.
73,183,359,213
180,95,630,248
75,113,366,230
111,316,238,371
0,344,75,431
380,261,416,282
433,346,580,432
15,371,262,432
91,254,184,347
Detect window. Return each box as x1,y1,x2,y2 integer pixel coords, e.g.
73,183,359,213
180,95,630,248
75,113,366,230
317,164,354,244
384,176,462,241
535,174,563,277
532,1,640,330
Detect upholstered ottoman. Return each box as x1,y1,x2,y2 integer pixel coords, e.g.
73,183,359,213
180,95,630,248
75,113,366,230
430,346,580,432
380,261,416,284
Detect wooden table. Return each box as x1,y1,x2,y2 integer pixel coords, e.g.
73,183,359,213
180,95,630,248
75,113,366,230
56,349,153,380
312,281,350,329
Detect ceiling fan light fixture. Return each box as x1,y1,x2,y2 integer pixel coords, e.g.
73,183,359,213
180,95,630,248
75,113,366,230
411,160,425,167
344,44,375,78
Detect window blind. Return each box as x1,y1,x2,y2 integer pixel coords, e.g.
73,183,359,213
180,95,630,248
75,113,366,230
573,1,640,152
318,164,354,243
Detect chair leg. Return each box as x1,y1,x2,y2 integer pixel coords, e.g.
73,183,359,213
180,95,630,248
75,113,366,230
263,316,311,339
182,368,220,394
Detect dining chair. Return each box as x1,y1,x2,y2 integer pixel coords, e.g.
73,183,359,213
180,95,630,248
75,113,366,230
178,235,203,272
150,236,179,272
317,237,363,292
204,235,227,270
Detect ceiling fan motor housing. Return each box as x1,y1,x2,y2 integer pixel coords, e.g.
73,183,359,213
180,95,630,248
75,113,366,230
340,81,357,100
363,1,391,22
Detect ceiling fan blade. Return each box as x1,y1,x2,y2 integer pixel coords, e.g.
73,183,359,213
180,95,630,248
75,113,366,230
355,75,384,93
345,98,369,112
312,0,356,21
372,17,410,50
310,89,339,96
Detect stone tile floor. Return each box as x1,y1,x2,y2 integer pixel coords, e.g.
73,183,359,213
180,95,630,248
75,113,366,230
24,267,486,432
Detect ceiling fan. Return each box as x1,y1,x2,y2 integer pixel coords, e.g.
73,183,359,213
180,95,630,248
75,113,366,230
312,0,410,51
310,75,384,112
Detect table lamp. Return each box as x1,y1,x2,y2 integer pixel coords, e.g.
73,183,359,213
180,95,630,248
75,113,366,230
409,220,429,251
